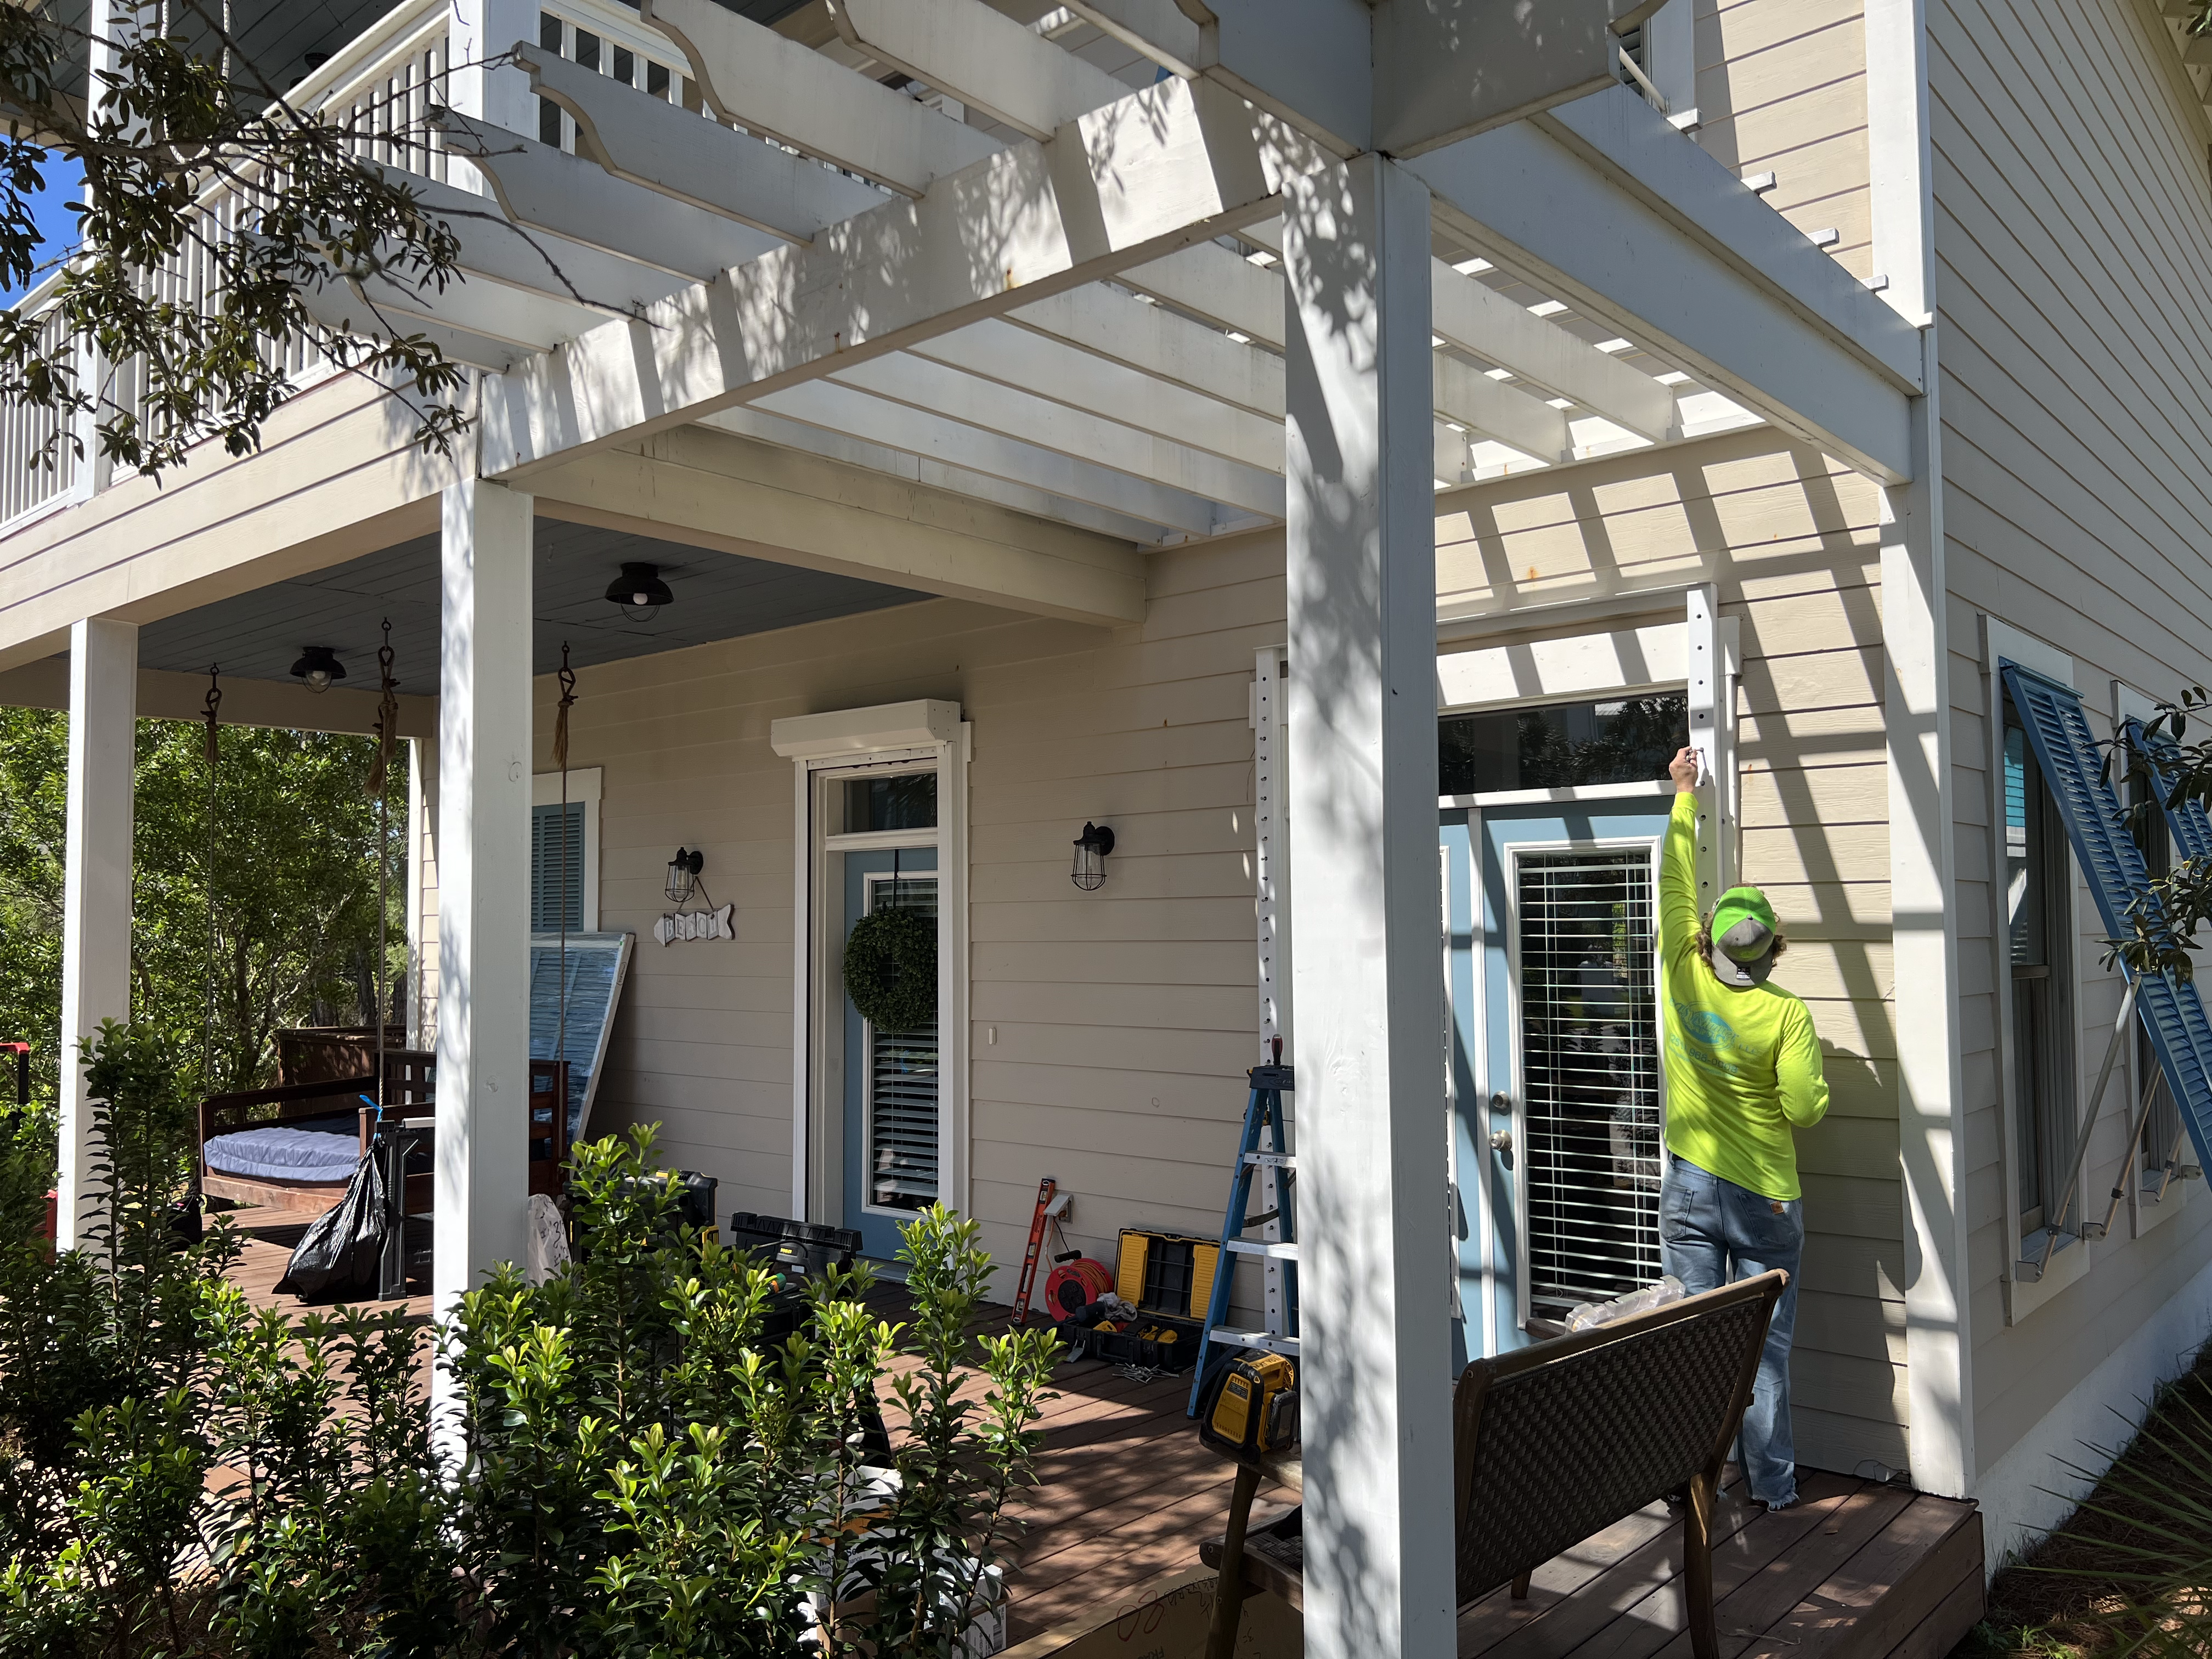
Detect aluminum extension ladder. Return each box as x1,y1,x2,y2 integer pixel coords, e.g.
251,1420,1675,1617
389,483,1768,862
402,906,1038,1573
1187,1060,1299,1416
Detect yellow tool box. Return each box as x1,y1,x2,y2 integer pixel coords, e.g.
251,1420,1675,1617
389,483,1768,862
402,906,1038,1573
1114,1227,1221,1319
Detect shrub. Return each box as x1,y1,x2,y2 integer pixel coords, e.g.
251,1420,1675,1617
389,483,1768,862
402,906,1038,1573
0,1020,1059,1657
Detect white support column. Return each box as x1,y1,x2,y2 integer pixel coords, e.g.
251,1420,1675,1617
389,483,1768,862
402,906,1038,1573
1867,0,1970,1499
58,618,137,1249
406,738,437,1051
448,0,542,190
433,478,534,1338
1283,154,1456,1659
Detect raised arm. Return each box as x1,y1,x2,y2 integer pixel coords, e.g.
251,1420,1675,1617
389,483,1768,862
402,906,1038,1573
1660,746,1702,964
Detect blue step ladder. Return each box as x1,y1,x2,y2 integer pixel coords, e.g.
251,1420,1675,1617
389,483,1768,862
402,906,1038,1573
1187,1060,1299,1417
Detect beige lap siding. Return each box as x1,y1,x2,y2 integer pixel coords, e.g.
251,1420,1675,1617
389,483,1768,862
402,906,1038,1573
1932,0,2212,1482
1437,427,1905,1473
1693,0,1874,284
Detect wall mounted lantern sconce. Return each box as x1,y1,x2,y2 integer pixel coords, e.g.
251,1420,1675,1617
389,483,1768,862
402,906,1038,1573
1071,822,1115,890
607,562,675,622
665,847,704,905
289,645,346,693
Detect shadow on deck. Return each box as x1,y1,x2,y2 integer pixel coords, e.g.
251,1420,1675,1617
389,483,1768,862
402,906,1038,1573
225,1234,1980,1656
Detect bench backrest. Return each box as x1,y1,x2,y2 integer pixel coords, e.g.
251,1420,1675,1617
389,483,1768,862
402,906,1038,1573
1449,1271,1784,1607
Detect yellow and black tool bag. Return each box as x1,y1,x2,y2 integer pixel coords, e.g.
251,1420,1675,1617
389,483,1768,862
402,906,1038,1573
1198,1351,1299,1457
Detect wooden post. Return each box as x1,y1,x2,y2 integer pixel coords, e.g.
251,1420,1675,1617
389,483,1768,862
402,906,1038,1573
1283,151,1458,1659
57,617,137,1250
432,477,534,1357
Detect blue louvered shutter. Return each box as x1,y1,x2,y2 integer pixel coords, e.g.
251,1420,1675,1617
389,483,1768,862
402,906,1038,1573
529,932,632,1143
2004,664,2212,1170
2124,718,2212,865
531,803,586,930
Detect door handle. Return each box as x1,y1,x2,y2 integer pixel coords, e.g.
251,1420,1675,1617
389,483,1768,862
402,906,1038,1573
1489,1127,1514,1169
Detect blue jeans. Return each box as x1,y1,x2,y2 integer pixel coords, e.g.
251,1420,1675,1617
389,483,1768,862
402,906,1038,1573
1658,1154,1803,1508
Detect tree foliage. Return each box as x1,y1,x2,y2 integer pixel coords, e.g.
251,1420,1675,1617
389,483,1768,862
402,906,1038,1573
0,0,471,480
0,709,404,1117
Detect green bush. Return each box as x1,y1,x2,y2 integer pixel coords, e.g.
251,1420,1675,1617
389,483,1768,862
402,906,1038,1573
0,1022,1061,1656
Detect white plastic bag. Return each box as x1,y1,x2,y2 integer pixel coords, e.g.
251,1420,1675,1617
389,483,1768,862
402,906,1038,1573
524,1193,571,1285
1564,1273,1685,1334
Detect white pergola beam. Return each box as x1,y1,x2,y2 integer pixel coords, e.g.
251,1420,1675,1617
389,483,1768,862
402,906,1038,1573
1432,352,1570,463
751,377,1221,536
826,0,1132,143
348,267,604,353
1430,256,1677,441
1061,0,1201,78
57,617,135,1251
1009,283,1286,418
1122,240,1287,349
532,421,1152,623
518,46,889,241
1409,88,1918,483
639,0,999,196
706,401,1170,544
826,352,1284,517
910,318,1284,472
434,110,783,281
481,74,1317,477
293,276,523,370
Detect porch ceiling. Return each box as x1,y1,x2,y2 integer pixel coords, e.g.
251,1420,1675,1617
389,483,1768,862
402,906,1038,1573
133,518,926,688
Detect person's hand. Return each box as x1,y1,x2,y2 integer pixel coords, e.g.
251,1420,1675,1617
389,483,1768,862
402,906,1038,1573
1669,746,1701,793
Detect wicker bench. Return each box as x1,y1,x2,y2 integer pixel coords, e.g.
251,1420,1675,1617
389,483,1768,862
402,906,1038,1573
1200,1271,1786,1659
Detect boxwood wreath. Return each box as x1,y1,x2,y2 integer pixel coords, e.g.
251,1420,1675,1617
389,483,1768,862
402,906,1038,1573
844,906,937,1030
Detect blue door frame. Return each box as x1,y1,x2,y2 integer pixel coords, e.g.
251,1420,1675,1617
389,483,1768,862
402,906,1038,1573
1446,797,1672,1352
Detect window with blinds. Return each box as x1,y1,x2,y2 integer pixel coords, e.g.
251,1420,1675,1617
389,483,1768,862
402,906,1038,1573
1515,848,1663,1319
865,876,940,1214
532,802,586,930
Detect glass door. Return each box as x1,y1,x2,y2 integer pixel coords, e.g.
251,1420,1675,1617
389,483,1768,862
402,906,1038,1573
1448,802,1671,1347
842,850,940,1260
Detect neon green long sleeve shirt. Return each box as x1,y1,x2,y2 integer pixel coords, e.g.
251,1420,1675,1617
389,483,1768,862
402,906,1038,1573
1658,789,1829,1200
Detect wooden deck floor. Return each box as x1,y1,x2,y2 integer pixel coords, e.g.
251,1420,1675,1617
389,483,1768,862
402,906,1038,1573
225,1233,1980,1655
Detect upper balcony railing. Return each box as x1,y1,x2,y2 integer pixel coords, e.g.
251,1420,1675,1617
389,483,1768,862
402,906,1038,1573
0,0,685,538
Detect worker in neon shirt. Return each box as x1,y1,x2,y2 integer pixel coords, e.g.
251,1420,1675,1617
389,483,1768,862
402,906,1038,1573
1661,745,1830,1511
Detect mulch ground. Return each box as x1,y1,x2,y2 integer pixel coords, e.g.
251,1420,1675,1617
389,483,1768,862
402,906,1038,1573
1953,1342,2212,1658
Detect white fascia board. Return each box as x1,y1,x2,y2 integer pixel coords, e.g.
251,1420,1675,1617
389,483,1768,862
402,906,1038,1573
1537,89,1923,393
640,0,999,196
826,0,1132,143
909,317,1284,472
704,402,1169,544
1433,352,1570,465
1008,283,1286,418
480,74,1318,477
771,699,963,759
433,110,783,282
1409,93,1916,484
1429,257,1677,442
826,352,1284,517
747,379,1223,535
1121,240,1288,349
519,46,888,240
373,167,689,317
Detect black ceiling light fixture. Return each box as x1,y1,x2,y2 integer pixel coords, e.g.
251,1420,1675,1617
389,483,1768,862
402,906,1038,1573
1071,822,1115,891
606,561,675,623
289,645,346,694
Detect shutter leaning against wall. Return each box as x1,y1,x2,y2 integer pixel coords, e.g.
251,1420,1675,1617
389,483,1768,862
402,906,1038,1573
2127,718,2212,864
531,802,586,930
2004,664,2212,1170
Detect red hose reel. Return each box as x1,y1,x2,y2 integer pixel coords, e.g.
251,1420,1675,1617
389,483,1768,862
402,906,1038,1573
1044,1255,1114,1318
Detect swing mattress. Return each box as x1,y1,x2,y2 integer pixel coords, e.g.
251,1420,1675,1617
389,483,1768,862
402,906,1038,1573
203,1120,362,1186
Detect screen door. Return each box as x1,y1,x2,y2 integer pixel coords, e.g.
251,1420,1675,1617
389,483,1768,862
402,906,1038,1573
842,850,940,1259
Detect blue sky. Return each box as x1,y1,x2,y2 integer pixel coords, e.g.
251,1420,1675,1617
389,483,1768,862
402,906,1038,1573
1,156,84,308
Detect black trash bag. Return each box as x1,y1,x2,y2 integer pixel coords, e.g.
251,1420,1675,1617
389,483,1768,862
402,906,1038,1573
274,1153,388,1302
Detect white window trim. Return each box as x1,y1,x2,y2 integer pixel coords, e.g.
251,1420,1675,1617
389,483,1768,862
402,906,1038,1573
1982,617,2094,1323
775,705,970,1231
531,765,602,933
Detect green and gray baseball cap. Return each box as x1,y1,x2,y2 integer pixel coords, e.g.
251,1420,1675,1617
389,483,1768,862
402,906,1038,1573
1708,887,1779,988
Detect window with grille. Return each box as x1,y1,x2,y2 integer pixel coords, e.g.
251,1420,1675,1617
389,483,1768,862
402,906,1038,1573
864,875,940,1214
1516,848,1663,1319
532,801,585,930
